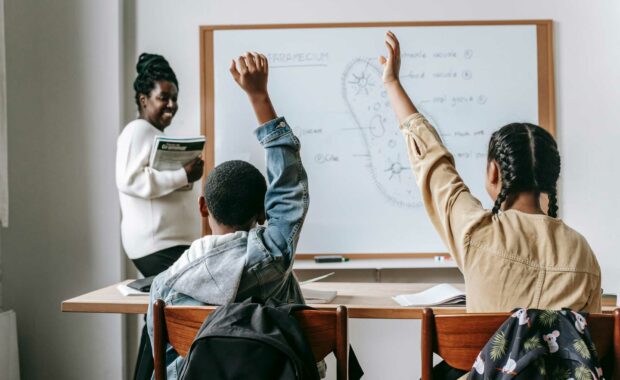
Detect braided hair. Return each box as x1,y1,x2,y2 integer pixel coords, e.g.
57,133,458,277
133,53,178,111
487,123,561,217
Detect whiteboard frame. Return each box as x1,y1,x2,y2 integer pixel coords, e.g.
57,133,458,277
199,20,556,259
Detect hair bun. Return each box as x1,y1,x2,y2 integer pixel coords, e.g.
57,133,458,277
136,53,168,76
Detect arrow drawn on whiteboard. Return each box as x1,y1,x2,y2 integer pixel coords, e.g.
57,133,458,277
342,58,423,208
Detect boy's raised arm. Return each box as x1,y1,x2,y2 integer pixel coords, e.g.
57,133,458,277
231,53,309,263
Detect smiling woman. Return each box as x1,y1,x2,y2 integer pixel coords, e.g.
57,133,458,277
117,53,203,273
116,53,204,380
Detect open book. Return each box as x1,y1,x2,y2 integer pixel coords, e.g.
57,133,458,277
393,283,466,307
149,135,206,190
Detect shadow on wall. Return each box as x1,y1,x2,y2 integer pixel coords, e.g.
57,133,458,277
1,0,123,379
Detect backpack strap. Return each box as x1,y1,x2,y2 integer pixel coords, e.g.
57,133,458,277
266,298,315,315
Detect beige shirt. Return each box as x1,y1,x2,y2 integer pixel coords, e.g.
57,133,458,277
401,113,601,313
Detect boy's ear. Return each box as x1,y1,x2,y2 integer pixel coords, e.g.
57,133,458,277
257,211,266,225
199,196,209,218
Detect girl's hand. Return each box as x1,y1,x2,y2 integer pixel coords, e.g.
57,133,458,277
378,31,401,85
230,52,269,99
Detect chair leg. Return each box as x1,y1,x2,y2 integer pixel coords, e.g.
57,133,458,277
336,305,349,380
613,308,620,379
421,308,435,380
153,299,168,380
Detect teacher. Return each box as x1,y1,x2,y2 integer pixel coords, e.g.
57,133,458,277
116,53,203,380
116,53,203,276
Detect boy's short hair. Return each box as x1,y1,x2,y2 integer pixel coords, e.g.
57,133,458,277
204,160,267,227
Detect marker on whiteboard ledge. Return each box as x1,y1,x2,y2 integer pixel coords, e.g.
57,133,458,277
314,255,349,263
434,255,451,262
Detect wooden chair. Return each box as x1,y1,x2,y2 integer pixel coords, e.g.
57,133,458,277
421,308,620,379
153,299,349,380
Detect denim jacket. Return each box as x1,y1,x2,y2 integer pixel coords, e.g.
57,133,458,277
146,117,309,379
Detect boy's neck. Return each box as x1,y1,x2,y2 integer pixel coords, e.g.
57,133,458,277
210,224,242,235
502,192,546,215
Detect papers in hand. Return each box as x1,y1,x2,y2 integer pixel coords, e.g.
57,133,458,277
393,283,466,307
117,284,148,297
149,135,206,190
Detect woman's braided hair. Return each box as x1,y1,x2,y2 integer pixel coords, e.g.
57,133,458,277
133,53,178,111
487,123,560,217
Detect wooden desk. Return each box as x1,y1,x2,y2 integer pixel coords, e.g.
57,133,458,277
62,281,617,319
62,281,468,319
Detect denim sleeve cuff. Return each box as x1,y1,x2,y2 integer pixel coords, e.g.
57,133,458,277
254,116,291,145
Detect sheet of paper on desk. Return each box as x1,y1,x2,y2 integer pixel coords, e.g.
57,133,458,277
301,287,337,304
393,283,466,307
117,284,148,297
300,272,335,285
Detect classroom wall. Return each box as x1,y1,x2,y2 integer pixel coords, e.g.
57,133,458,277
0,0,125,379
0,1,615,379
130,1,620,378
130,0,620,290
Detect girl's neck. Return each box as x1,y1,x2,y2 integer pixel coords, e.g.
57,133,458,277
502,192,545,215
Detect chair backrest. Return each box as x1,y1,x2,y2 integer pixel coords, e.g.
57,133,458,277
421,308,620,380
153,299,349,380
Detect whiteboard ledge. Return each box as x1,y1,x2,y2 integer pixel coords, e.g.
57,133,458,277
293,258,458,270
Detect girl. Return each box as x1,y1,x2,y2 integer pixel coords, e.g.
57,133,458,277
379,31,601,314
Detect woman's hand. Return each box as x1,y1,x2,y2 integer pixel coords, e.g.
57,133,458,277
184,156,204,183
379,31,401,85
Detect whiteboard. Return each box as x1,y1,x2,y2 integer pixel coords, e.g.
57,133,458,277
201,21,554,256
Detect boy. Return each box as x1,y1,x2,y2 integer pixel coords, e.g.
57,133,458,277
146,52,309,379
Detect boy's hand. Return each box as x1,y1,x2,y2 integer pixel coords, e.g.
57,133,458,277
378,31,401,85
230,52,269,99
230,52,277,124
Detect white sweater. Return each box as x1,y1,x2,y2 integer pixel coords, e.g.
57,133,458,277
116,119,199,259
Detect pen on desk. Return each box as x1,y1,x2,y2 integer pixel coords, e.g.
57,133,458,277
314,255,349,263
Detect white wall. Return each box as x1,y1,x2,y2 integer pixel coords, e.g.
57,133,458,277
0,0,125,379
131,0,620,289
131,1,620,378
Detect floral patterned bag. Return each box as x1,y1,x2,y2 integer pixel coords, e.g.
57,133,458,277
468,308,604,380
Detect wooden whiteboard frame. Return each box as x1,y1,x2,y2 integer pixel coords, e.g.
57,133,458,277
199,20,555,259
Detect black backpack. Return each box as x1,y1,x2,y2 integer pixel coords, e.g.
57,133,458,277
178,297,321,380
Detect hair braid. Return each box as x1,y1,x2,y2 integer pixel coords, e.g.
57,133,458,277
492,187,508,214
547,187,558,218
530,125,561,217
489,130,522,214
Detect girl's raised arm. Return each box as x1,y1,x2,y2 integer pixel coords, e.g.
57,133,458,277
380,31,487,267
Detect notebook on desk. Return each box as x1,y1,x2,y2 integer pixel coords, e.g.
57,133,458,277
393,283,466,307
117,284,148,297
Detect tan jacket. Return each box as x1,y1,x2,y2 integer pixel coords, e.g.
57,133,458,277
400,113,601,313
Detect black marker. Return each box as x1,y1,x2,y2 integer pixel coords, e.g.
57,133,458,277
314,255,349,263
